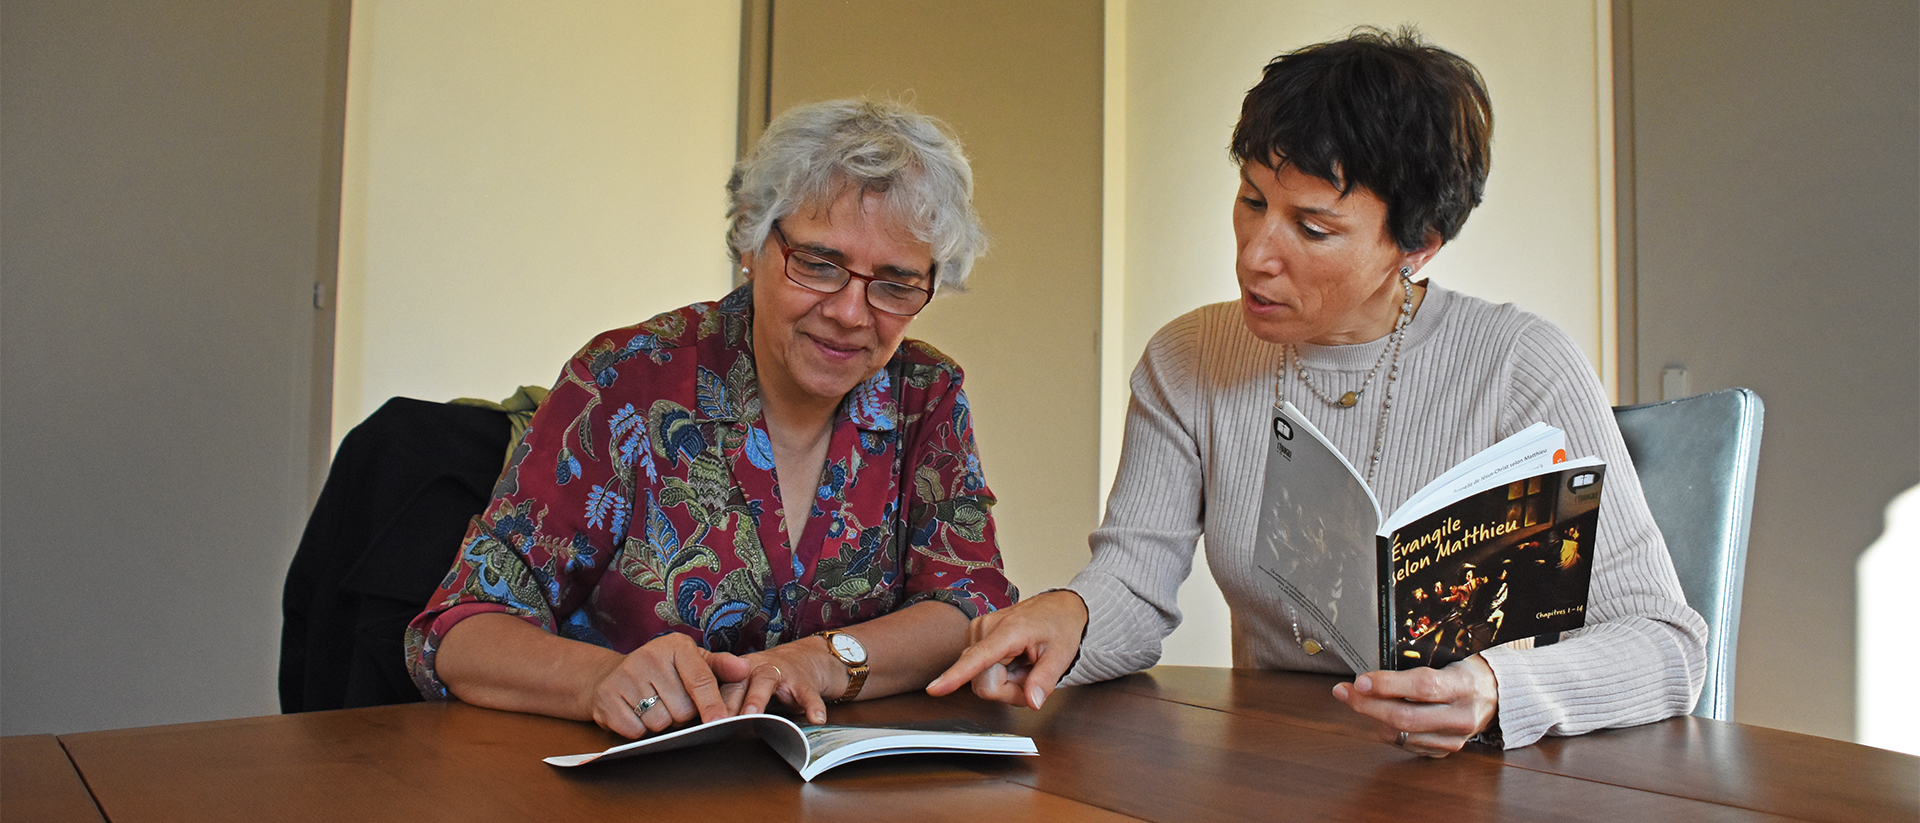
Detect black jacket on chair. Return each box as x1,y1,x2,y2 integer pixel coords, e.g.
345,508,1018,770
278,397,510,713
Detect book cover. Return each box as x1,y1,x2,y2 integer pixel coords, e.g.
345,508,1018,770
543,714,1037,781
1378,462,1602,669
1253,401,1601,674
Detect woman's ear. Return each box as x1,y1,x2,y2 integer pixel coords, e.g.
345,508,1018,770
1402,231,1445,275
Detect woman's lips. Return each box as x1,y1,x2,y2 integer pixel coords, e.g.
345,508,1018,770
1244,291,1284,313
807,333,865,361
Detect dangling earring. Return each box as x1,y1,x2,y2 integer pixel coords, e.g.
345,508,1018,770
1399,265,1413,281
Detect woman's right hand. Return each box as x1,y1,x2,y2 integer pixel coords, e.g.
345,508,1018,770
925,589,1088,710
587,632,735,739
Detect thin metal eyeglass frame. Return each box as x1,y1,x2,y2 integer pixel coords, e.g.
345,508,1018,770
770,224,936,316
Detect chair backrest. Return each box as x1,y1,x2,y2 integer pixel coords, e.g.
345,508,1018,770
1612,388,1764,721
280,398,512,713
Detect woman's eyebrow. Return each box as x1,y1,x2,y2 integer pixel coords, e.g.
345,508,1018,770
788,235,842,258
872,263,929,282
792,237,929,281
1241,170,1349,219
1294,204,1348,219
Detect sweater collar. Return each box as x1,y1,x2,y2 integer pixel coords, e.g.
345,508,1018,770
1289,281,1453,371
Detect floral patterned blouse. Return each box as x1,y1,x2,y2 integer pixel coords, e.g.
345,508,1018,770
405,287,1018,698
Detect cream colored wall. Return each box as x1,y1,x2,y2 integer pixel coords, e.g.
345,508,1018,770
764,0,1107,597
334,1,741,440
1107,0,1614,666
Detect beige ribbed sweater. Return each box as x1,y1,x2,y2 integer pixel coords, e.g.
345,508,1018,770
1065,283,1707,748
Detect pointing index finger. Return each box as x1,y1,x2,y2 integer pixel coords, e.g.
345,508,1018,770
927,633,1022,695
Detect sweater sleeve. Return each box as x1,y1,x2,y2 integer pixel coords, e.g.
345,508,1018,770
1061,314,1208,685
1477,319,1708,747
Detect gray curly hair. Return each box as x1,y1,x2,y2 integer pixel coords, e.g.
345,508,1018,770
726,99,987,290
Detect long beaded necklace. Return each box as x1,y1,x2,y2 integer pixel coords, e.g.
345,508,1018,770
1280,269,1415,486
1272,269,1416,657
1293,294,1406,409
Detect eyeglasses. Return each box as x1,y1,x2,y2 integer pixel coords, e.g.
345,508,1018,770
771,224,937,316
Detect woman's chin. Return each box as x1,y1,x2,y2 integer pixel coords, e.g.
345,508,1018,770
1240,300,1303,345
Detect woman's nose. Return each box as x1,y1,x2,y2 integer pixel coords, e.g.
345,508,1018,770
1239,222,1287,277
820,280,874,327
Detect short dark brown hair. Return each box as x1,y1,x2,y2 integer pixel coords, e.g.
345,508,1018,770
1230,26,1493,252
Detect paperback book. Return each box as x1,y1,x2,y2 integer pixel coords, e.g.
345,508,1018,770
1252,401,1604,674
544,714,1038,782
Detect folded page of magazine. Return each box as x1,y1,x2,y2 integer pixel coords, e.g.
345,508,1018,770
1387,422,1564,534
544,714,1037,781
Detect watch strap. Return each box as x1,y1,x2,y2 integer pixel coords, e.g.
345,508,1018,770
834,663,868,704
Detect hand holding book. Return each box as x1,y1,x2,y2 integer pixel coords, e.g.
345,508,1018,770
1331,653,1501,757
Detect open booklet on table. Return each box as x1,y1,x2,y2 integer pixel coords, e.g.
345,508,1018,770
544,713,1038,782
1252,401,1605,675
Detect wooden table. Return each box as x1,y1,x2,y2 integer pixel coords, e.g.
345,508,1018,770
8,667,1914,822
1,735,105,823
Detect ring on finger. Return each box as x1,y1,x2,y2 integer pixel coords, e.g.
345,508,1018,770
1395,731,1410,748
630,694,660,717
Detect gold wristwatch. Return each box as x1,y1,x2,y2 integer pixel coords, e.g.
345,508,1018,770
817,630,869,703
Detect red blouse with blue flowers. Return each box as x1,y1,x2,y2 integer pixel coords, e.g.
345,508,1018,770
406,287,1018,697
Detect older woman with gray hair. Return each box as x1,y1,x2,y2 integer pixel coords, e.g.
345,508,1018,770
406,99,1018,739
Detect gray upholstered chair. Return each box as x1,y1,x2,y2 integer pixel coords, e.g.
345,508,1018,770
1612,388,1764,721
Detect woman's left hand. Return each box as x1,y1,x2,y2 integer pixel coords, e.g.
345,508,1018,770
1331,654,1499,757
709,636,846,725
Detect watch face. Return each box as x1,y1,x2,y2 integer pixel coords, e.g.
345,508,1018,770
830,632,867,664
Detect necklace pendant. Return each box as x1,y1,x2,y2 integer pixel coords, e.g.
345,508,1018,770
1338,391,1359,407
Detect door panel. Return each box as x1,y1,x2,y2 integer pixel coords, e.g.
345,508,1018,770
0,0,346,734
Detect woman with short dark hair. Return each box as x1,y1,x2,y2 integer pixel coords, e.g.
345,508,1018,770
931,27,1705,757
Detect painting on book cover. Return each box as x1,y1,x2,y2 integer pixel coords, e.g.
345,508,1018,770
1384,465,1604,670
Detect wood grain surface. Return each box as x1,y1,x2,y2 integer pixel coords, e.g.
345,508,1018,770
16,667,1914,823
2,734,106,823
